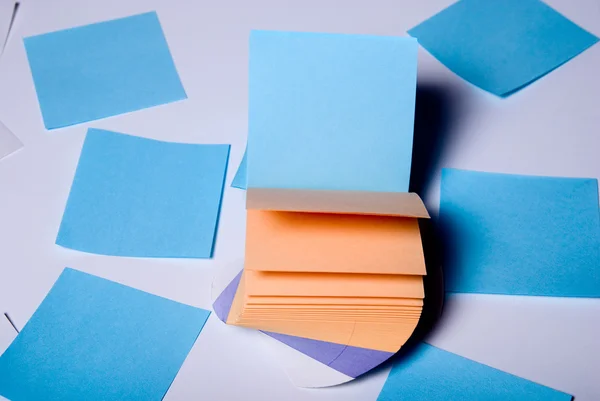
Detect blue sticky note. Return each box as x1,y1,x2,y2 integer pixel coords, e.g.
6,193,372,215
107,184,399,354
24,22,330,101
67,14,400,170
440,169,600,297
56,129,229,258
24,12,187,129
248,31,417,192
0,268,211,401
377,343,572,401
231,149,247,189
408,0,598,96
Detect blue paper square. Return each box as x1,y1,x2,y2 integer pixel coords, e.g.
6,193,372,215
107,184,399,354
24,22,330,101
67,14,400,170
408,0,598,96
440,169,600,297
0,268,211,401
377,343,572,401
24,11,187,129
231,149,247,189
56,129,229,258
248,31,417,192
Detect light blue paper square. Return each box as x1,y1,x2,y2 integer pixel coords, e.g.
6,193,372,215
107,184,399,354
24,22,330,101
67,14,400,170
377,343,572,401
248,31,417,192
408,0,598,96
440,169,600,297
24,11,187,129
0,268,211,401
231,149,247,189
56,129,229,258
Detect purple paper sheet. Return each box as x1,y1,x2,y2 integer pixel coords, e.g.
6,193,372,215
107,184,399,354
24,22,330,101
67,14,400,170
212,270,394,378
213,271,242,321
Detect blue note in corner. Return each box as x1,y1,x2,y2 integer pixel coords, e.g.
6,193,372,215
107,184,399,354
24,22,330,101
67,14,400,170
231,149,247,189
0,268,211,401
247,31,417,192
440,169,600,297
24,11,187,129
408,0,598,96
377,343,572,401
56,129,230,258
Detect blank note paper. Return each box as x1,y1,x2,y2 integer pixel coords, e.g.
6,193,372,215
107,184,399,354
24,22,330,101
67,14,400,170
56,129,229,258
377,343,572,401
0,268,210,401
440,169,600,297
248,31,417,192
408,0,599,96
231,149,247,189
24,11,187,129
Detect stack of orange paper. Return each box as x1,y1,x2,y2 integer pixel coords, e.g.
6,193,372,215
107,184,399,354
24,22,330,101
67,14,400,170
224,188,430,353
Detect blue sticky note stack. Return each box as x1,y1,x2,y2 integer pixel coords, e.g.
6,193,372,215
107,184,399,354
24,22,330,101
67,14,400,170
377,343,572,401
56,129,230,258
0,268,211,401
24,11,187,129
440,169,600,297
408,0,598,96
231,149,247,189
248,31,418,192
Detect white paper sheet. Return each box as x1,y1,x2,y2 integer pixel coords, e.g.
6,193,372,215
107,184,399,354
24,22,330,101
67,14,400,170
259,332,353,388
0,120,22,161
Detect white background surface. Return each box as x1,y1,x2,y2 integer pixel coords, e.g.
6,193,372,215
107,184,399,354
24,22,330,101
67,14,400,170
0,0,599,400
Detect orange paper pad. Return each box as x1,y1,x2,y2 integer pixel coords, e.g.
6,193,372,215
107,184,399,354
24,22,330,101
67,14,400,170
227,188,428,354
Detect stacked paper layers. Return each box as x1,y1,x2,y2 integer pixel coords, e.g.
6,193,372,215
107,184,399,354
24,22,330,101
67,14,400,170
227,189,429,352
213,31,430,384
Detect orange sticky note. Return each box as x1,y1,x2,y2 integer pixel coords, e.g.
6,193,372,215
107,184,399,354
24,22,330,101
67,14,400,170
246,296,424,307
245,210,426,275
244,271,424,298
